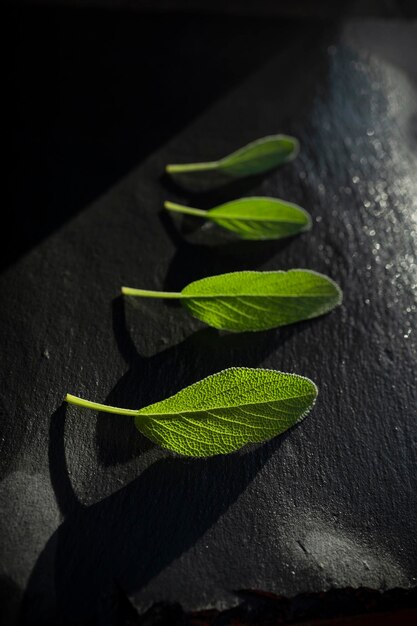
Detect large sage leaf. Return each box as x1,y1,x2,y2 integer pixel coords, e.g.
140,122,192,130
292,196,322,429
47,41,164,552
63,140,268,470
66,368,317,457
164,197,311,240
122,270,343,332
166,135,299,191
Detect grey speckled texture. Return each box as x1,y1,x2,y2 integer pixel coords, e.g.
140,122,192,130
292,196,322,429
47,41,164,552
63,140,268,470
1,19,416,625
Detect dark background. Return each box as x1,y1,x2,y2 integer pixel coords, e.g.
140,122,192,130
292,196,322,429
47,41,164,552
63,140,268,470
5,0,417,271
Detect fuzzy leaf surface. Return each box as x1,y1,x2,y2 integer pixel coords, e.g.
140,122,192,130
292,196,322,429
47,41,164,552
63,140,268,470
209,197,311,239
180,270,342,331
166,135,299,191
135,367,317,457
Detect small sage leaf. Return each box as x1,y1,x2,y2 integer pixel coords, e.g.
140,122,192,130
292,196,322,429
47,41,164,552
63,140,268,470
164,197,311,240
166,135,299,191
121,269,342,332
66,367,317,457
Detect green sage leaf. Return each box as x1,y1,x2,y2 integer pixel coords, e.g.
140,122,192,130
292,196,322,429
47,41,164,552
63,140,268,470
66,367,317,457
166,135,299,191
122,269,342,332
164,197,311,240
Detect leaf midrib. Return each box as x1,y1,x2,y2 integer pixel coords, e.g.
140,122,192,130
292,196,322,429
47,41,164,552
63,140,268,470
209,212,306,224
137,391,316,419
180,292,336,299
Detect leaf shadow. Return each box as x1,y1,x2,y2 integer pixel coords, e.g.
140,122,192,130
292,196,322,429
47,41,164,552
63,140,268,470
96,296,304,467
22,369,297,624
159,209,294,295
159,167,275,198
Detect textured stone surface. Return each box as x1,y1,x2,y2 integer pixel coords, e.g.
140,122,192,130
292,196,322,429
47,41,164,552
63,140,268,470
1,19,416,625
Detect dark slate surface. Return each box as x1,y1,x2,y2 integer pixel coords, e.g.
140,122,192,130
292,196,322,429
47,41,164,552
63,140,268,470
1,19,416,626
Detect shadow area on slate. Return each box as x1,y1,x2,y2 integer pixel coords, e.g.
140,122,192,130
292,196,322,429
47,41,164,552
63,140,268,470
98,296,308,466
159,208,295,295
159,163,276,202
20,298,306,623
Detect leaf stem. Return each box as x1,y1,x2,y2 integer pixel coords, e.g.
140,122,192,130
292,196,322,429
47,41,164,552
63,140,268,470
65,394,139,416
121,286,182,299
164,201,207,218
165,161,219,173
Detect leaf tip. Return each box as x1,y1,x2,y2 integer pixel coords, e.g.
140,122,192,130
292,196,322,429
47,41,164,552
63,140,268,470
310,379,319,401
290,136,300,158
303,210,313,232
272,133,300,161
336,284,344,305
328,277,344,306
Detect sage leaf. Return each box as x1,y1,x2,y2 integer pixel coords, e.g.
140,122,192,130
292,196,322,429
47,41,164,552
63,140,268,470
166,135,299,191
122,270,342,332
66,367,317,457
164,197,311,240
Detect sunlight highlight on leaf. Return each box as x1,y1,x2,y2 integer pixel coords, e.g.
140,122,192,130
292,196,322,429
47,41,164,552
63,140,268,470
65,368,318,457
122,270,343,332
164,197,311,240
